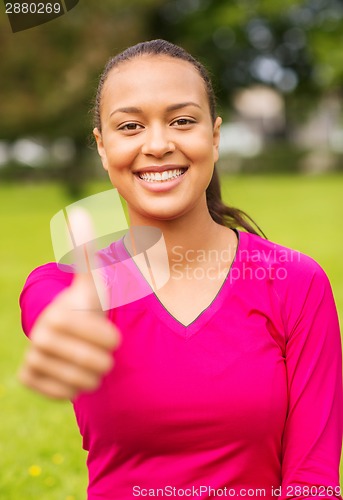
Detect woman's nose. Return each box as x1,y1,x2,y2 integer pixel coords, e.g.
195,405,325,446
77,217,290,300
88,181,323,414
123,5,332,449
141,126,175,158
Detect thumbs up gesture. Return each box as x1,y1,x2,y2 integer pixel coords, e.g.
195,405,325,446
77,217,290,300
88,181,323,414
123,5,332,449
18,208,121,400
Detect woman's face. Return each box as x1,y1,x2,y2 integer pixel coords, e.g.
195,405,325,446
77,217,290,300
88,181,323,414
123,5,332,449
93,55,222,224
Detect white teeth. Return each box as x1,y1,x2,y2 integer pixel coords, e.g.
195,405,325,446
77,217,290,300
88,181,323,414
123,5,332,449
138,169,185,182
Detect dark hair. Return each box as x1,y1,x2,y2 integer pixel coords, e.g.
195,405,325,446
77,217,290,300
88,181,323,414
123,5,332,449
93,39,265,237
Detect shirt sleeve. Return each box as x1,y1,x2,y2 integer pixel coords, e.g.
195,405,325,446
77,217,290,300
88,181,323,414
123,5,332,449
280,261,343,499
19,263,74,337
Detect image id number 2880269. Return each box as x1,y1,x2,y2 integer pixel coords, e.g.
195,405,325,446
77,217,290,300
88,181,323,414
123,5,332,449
5,2,62,14
273,485,342,497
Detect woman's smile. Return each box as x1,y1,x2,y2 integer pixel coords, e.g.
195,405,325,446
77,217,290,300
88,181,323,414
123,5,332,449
133,165,189,192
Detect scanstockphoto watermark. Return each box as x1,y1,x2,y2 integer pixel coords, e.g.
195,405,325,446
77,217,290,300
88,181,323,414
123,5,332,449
170,245,302,282
132,485,268,497
132,485,343,497
4,0,79,33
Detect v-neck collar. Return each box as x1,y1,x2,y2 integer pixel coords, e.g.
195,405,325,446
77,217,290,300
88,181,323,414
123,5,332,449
147,229,242,338
112,228,244,338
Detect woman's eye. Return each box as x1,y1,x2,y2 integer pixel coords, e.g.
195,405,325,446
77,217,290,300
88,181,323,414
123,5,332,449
172,118,195,127
119,123,143,131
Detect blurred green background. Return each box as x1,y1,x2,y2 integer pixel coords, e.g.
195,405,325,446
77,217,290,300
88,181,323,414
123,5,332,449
0,1,342,498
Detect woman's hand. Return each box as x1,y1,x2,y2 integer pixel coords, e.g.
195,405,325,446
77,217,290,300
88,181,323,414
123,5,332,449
18,209,121,400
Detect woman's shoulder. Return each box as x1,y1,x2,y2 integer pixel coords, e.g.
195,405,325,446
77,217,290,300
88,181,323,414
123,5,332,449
23,237,125,287
20,263,74,336
236,231,337,341
23,262,74,288
20,262,74,308
237,230,329,285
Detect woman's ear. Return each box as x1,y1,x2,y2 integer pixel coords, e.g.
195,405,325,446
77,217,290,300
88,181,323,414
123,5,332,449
93,127,108,171
212,116,222,163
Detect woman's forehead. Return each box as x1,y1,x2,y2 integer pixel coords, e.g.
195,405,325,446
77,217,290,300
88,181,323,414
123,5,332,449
101,55,207,107
104,55,204,94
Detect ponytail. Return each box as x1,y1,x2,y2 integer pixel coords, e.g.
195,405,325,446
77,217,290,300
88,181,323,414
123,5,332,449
206,167,266,237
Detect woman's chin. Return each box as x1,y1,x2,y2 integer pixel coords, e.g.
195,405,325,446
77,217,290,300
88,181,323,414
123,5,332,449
129,201,189,224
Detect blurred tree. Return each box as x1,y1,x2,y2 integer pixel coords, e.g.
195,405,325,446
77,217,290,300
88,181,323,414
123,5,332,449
0,0,163,195
149,0,343,119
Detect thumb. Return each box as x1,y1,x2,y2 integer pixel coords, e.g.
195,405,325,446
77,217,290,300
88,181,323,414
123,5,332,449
67,207,107,312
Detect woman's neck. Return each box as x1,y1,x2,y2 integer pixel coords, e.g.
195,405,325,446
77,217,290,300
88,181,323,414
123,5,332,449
126,199,236,267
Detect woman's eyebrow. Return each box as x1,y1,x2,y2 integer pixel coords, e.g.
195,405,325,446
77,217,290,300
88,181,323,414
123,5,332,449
109,102,201,117
110,106,141,117
166,102,202,112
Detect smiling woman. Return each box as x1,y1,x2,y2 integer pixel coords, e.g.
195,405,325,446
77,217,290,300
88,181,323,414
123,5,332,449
92,39,264,232
93,54,221,218
18,40,342,500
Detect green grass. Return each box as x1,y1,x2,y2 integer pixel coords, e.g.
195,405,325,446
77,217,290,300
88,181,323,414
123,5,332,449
0,175,342,499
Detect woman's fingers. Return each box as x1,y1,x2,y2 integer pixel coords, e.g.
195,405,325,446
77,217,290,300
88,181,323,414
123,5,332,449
19,327,116,399
38,302,120,351
18,365,78,400
22,346,108,392
31,328,115,374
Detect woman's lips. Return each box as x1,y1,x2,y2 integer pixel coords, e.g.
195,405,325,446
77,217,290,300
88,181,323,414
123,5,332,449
134,168,188,192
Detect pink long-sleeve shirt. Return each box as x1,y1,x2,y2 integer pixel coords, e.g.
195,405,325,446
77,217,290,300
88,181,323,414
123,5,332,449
20,230,343,499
